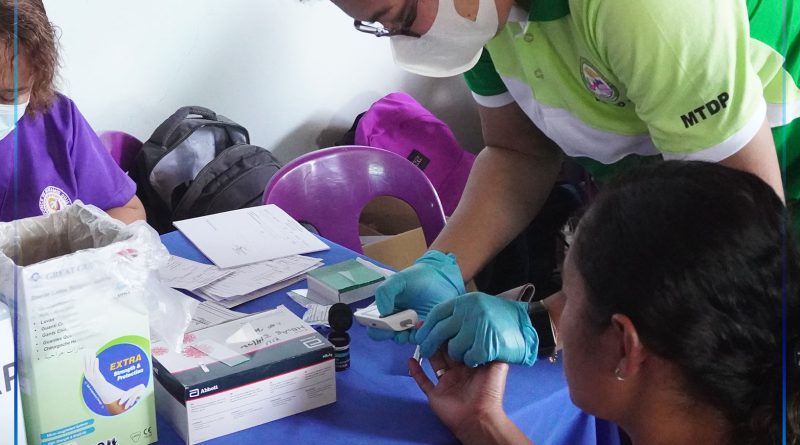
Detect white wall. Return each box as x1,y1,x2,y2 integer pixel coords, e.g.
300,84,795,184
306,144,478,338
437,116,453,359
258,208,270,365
43,0,484,163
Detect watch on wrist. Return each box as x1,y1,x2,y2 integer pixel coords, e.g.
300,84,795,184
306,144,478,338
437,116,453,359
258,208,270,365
527,300,558,362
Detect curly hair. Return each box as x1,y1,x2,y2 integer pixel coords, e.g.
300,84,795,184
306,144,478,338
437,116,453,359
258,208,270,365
574,161,799,445
0,0,58,114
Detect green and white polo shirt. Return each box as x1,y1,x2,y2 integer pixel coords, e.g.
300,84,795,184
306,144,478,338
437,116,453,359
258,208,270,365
465,0,800,183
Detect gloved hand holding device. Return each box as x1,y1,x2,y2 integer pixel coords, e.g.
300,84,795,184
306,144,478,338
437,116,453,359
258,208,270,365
368,250,465,343
411,292,539,367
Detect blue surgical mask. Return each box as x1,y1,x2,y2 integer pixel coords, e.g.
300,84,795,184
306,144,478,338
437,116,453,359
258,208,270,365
0,100,29,141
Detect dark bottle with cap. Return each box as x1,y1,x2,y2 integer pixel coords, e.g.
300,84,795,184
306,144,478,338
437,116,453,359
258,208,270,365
327,303,353,371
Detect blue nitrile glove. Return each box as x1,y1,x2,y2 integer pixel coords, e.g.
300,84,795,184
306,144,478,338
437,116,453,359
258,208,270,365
410,292,539,367
367,250,465,343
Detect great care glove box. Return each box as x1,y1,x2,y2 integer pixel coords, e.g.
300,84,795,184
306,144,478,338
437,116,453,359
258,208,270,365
0,203,165,445
153,305,336,444
0,302,27,445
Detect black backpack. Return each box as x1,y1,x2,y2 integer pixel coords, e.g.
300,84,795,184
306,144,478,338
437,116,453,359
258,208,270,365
129,106,281,234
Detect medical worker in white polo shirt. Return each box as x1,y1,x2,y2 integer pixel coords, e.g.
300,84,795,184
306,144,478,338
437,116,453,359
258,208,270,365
331,0,800,366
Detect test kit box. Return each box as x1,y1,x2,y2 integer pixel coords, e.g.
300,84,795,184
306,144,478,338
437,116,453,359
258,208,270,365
153,305,336,444
306,259,385,304
0,203,166,445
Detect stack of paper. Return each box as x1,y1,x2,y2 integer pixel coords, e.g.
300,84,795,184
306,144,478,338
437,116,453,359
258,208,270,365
187,301,248,332
173,204,330,269
159,255,234,291
159,255,322,308
195,256,322,308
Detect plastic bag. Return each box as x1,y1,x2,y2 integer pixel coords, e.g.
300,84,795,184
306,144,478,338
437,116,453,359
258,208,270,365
0,201,192,353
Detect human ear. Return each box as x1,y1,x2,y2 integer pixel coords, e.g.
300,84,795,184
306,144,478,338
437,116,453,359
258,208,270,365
610,313,646,381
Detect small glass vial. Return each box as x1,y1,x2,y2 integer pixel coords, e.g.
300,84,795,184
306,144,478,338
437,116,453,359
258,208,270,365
327,331,351,371
327,303,353,372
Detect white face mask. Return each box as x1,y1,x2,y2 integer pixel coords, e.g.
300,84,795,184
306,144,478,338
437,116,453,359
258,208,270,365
390,0,499,78
0,100,29,141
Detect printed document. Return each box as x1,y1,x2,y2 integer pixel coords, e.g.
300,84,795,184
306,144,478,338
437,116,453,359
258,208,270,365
174,204,329,268
159,255,233,290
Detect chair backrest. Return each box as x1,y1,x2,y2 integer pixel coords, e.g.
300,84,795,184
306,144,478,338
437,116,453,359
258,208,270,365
98,130,143,172
263,145,446,253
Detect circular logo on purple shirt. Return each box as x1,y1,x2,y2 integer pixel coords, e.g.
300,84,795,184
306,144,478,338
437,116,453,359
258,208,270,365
38,186,72,215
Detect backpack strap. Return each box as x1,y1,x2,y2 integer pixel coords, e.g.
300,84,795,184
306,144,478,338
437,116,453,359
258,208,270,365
150,106,218,148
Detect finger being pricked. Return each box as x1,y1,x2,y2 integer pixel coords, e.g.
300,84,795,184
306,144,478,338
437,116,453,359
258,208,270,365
409,346,456,397
408,357,435,396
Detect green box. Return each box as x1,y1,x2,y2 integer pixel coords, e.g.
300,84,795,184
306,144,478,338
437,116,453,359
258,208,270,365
306,259,385,304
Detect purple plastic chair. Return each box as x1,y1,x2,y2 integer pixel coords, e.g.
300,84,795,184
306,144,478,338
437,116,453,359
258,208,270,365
98,130,143,172
263,145,446,253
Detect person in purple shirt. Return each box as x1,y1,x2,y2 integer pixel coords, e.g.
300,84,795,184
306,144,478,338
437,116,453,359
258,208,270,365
0,0,144,223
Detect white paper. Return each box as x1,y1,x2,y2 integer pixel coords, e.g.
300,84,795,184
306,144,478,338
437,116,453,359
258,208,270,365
152,306,316,374
302,303,332,326
355,256,395,278
196,275,307,309
287,289,317,308
159,255,233,290
192,339,251,366
304,289,335,305
173,204,330,268
199,255,321,298
187,301,247,333
226,323,260,344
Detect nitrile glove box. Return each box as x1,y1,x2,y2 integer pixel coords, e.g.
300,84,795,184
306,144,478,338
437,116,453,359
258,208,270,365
153,305,336,444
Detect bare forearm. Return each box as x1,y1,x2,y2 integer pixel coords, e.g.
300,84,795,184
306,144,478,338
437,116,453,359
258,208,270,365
106,196,146,224
719,117,784,201
431,145,561,281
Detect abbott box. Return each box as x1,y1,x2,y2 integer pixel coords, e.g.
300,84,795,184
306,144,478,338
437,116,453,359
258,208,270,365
153,305,336,444
0,203,168,445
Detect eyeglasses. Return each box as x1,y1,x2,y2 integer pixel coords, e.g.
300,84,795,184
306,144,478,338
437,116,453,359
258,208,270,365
354,20,400,37
352,0,420,38
353,20,421,38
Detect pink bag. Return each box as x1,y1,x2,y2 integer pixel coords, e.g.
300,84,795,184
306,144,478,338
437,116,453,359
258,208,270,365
355,92,475,216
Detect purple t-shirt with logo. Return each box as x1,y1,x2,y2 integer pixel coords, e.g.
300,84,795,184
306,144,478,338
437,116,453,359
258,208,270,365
0,93,136,222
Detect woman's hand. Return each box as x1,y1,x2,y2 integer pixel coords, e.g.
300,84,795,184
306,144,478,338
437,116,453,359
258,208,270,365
408,351,532,445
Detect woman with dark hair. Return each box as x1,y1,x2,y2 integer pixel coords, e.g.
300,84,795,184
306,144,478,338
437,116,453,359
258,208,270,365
0,0,144,223
410,161,799,444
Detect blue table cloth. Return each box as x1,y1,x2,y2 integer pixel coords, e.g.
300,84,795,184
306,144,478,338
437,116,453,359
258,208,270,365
156,231,621,445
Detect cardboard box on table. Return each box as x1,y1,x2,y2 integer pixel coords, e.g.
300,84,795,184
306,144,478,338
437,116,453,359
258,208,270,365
359,197,478,292
0,203,167,445
358,197,427,270
153,305,336,445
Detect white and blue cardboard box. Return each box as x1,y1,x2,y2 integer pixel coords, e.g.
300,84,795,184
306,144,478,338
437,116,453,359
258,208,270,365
0,203,166,445
153,305,336,444
1,302,27,445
